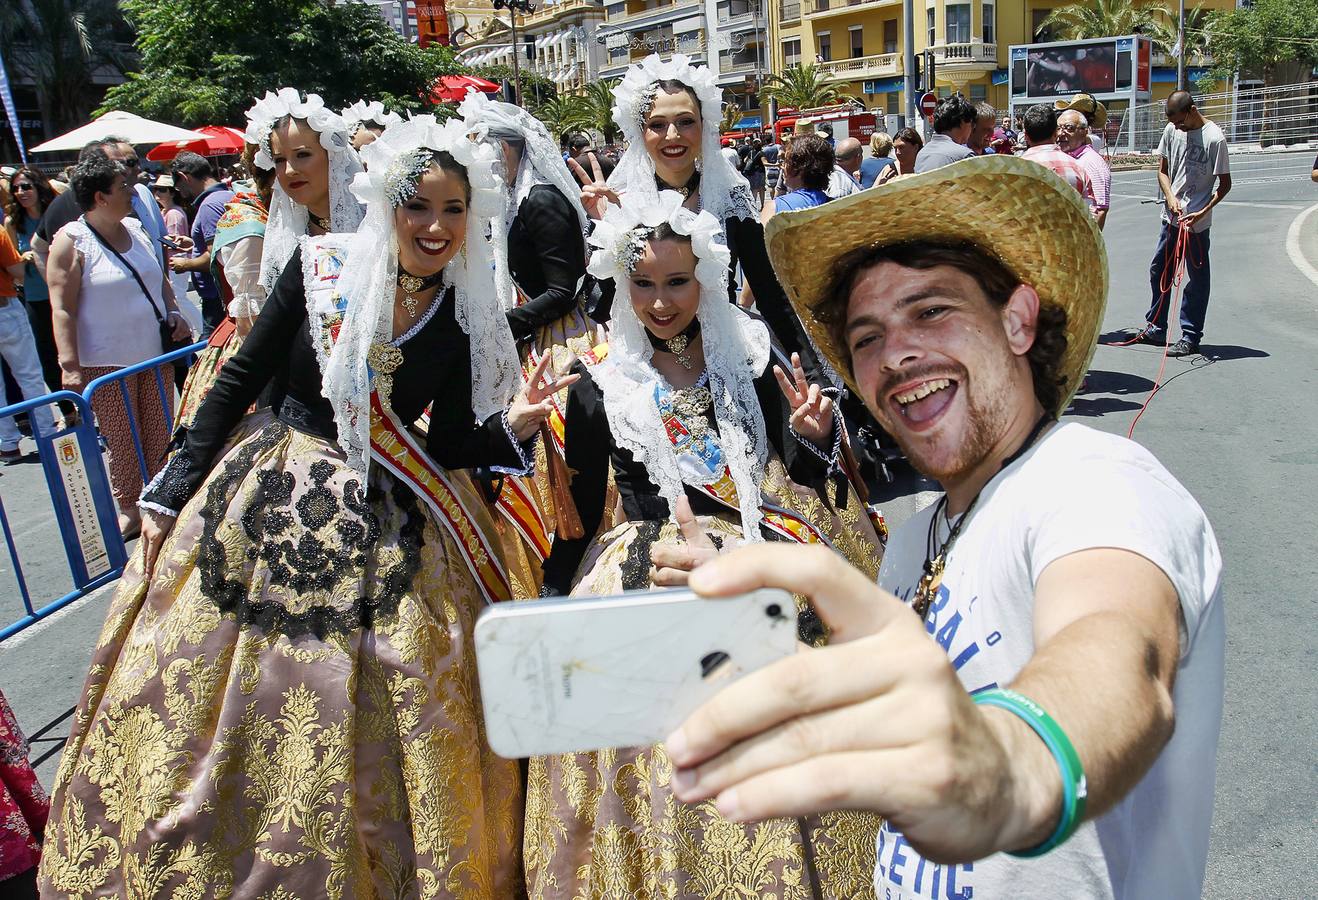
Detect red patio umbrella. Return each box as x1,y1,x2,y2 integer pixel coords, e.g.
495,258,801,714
428,74,501,104
145,125,247,162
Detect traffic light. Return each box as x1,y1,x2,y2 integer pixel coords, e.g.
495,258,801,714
921,48,937,94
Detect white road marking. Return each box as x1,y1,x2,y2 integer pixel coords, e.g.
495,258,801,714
1285,201,1318,289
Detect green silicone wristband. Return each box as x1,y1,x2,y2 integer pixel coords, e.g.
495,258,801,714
973,687,1088,858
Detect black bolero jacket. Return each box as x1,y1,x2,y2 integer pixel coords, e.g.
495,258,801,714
505,184,588,343
143,247,528,514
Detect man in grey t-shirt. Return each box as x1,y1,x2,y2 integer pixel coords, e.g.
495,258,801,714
914,95,976,173
1132,91,1231,356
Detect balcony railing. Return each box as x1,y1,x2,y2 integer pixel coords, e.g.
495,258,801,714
720,55,766,75
931,41,997,64
779,0,800,21
805,0,898,16
817,51,900,80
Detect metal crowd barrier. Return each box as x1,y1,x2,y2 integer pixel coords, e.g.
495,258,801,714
0,341,205,641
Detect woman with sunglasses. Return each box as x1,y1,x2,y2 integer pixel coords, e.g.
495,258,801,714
3,168,61,405
150,174,192,307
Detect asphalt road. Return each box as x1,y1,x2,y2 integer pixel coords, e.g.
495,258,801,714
2,156,1315,896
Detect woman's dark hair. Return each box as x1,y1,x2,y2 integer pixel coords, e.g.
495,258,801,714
650,79,703,119
412,149,471,203
894,127,924,149
782,134,834,191
816,240,1070,413
71,156,126,212
6,167,56,223
240,143,277,208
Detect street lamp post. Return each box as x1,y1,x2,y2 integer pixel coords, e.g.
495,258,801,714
1176,0,1186,90
494,0,537,106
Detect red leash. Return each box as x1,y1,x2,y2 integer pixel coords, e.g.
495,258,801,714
1126,219,1199,438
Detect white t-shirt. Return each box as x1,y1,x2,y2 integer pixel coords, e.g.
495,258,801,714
874,423,1224,900
1158,119,1229,233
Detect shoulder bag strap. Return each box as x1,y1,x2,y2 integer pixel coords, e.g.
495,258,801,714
83,219,167,324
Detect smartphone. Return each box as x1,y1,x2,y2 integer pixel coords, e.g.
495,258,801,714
160,235,185,252
475,587,797,758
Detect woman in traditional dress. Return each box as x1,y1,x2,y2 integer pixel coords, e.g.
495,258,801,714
39,115,568,899
526,191,885,899
572,54,818,372
341,99,403,152
173,89,364,431
457,91,601,584
0,689,48,900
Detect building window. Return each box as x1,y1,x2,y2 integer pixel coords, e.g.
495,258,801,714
884,19,897,54
605,2,625,17
817,32,831,62
982,0,994,43
969,83,986,101
849,25,864,59
927,7,935,46
609,45,628,62
945,3,970,44
717,0,752,22
782,37,801,68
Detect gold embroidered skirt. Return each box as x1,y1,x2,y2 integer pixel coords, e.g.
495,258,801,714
524,456,884,899
173,320,244,433
38,417,522,899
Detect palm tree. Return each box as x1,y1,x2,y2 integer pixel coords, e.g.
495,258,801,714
0,0,132,139
1146,4,1212,61
533,95,591,143
1038,0,1171,43
579,79,622,145
720,102,744,134
761,64,853,111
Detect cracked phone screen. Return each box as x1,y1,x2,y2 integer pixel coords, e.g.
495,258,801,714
474,588,797,757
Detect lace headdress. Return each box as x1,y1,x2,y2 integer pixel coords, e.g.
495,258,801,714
608,54,757,225
244,88,365,292
320,114,522,477
588,190,770,541
340,99,404,138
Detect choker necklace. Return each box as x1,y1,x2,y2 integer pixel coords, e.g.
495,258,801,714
396,266,443,317
912,413,1055,620
309,212,332,233
646,318,701,369
656,168,701,199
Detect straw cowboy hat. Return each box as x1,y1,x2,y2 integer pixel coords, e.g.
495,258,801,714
1055,92,1108,131
763,154,1107,416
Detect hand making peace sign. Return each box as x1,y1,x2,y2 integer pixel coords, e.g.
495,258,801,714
566,151,622,221
507,352,581,442
773,352,834,449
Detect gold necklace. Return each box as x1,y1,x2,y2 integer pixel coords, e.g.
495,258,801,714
665,332,696,369
396,268,443,317
309,212,331,233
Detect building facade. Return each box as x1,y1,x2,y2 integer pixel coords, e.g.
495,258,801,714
457,0,607,95
768,0,1234,129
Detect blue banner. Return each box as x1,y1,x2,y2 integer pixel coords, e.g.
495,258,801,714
0,44,26,163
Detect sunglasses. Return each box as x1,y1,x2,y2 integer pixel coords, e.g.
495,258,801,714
151,186,171,192
122,157,140,168
12,183,34,192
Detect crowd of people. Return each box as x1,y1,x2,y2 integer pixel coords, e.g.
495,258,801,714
0,52,1231,900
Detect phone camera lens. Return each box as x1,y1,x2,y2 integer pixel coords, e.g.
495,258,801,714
765,603,782,619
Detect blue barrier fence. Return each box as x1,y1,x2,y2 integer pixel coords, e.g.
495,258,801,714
0,341,205,641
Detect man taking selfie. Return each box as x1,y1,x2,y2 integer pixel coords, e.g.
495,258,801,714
663,156,1225,900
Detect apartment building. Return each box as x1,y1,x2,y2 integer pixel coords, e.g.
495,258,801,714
596,0,770,127
769,0,1233,124
457,0,607,95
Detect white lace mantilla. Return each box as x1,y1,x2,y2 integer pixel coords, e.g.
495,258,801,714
243,88,365,293
587,191,770,541
608,54,757,226
318,115,521,480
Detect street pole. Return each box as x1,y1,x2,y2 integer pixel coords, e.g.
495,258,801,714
1176,0,1185,91
510,11,522,107
903,0,916,126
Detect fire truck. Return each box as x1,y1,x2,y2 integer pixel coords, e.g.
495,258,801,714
772,103,879,144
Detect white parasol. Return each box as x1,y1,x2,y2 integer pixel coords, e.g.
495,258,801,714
29,110,207,153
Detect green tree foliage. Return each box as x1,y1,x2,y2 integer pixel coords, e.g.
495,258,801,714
0,0,133,137
761,64,852,111
531,95,590,142
1038,0,1169,43
1202,0,1318,85
579,79,621,144
101,0,465,126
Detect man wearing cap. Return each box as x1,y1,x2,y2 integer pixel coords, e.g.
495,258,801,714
1133,90,1230,357
1055,93,1108,152
1057,109,1111,229
663,155,1226,900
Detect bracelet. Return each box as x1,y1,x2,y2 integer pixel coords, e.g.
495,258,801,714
973,687,1087,858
